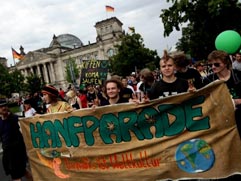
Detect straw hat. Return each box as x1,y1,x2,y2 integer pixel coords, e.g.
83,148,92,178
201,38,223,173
66,90,75,98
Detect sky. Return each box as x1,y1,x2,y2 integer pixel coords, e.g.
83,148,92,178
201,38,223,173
0,0,182,67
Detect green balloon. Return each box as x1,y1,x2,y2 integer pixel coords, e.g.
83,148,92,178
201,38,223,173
215,30,241,54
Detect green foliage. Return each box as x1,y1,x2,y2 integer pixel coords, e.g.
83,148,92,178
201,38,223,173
160,0,241,60
9,105,21,113
8,69,25,94
0,65,25,97
0,63,11,97
25,73,45,94
65,57,80,84
110,33,160,76
0,64,44,97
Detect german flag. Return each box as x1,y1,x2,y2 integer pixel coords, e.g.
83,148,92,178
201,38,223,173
12,48,23,60
105,5,114,12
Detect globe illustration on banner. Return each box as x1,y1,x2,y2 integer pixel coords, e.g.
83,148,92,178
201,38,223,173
175,138,215,173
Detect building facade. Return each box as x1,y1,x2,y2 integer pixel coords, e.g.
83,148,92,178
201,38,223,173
0,57,7,67
16,17,124,90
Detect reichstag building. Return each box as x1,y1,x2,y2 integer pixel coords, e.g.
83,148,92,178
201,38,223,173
15,17,123,90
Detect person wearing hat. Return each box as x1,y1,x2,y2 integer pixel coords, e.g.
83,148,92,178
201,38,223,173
41,85,73,113
0,99,32,180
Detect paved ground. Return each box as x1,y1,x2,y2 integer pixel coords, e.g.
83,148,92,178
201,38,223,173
0,112,30,180
0,150,11,181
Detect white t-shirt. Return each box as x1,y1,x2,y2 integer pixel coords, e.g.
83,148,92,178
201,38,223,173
127,85,135,93
232,61,241,71
136,81,143,93
25,108,36,117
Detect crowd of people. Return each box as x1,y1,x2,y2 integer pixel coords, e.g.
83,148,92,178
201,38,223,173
0,50,241,180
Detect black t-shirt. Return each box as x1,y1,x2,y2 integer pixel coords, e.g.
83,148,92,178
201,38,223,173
175,68,203,89
71,98,80,109
87,91,97,102
139,82,155,98
122,87,133,102
149,78,189,100
204,69,241,99
100,97,127,106
97,92,109,106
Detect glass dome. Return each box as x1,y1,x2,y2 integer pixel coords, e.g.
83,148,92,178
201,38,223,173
49,34,83,48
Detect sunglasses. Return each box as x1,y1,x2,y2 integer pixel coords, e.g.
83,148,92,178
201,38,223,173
208,63,220,67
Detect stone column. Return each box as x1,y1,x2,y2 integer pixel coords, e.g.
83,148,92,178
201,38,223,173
43,63,49,83
37,65,41,77
24,69,28,77
30,67,34,74
50,62,56,83
20,69,24,76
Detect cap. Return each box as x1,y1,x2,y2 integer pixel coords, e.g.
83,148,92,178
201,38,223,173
42,85,59,97
0,99,7,107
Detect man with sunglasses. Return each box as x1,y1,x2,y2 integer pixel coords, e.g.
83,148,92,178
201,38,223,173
204,50,241,140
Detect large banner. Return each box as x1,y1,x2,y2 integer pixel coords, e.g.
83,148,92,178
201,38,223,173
80,59,109,85
20,81,241,180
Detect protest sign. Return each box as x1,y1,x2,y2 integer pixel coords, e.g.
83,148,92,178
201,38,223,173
20,81,241,180
80,59,109,85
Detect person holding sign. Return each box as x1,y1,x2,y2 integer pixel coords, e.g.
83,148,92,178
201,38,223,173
41,85,72,113
203,50,241,139
100,78,128,106
149,50,190,100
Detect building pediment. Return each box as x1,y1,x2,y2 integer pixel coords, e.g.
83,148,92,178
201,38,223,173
17,51,52,66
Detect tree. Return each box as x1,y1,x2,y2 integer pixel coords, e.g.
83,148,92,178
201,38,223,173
0,63,11,97
65,57,80,85
8,69,25,94
25,73,45,95
0,64,44,97
110,32,160,76
0,65,26,97
160,0,241,60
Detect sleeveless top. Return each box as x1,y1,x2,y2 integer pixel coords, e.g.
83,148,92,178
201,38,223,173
47,101,72,113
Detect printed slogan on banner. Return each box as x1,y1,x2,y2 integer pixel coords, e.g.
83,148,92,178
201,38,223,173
20,81,241,180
